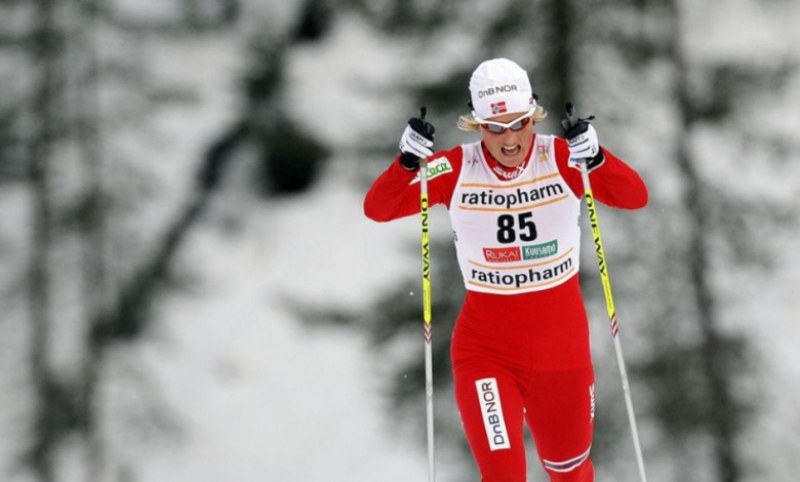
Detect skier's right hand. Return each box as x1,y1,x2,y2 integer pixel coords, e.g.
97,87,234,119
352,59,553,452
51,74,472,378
398,113,435,171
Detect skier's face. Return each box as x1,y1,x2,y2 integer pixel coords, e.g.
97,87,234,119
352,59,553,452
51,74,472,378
479,111,535,167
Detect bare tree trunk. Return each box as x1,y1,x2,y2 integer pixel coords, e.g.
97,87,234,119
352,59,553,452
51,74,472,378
667,2,740,481
28,0,60,480
74,0,109,480
546,0,575,116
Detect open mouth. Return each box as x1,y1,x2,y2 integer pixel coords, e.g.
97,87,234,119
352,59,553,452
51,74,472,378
501,144,521,157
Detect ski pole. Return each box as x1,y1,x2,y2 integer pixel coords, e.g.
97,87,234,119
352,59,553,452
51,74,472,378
417,107,436,482
565,104,648,482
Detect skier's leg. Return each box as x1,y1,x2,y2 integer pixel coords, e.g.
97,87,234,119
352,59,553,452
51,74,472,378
453,362,527,482
525,367,595,482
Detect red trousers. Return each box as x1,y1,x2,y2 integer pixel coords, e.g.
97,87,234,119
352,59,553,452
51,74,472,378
451,277,595,482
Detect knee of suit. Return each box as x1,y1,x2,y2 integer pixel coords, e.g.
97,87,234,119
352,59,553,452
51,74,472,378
478,460,527,482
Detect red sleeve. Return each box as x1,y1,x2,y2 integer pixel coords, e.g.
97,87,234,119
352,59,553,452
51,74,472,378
363,146,463,222
554,137,648,209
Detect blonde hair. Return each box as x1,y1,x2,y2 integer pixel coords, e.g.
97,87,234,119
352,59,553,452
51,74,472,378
457,105,548,132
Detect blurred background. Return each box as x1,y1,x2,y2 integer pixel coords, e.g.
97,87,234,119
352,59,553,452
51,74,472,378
1,0,799,481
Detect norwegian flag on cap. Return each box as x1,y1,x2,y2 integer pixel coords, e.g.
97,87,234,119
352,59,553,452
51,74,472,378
491,101,507,115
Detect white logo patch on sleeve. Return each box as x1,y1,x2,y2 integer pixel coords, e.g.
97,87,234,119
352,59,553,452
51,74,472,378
411,157,453,184
475,378,511,451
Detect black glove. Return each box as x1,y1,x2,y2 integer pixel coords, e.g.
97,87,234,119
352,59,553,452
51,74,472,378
398,108,435,171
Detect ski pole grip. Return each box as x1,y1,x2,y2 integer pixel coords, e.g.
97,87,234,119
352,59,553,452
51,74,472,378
565,102,577,128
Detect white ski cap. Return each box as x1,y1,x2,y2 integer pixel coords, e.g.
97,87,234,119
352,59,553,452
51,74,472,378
469,58,536,120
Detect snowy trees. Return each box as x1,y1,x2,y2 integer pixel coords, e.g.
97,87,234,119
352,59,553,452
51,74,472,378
4,1,228,481
600,2,796,481
1,0,336,477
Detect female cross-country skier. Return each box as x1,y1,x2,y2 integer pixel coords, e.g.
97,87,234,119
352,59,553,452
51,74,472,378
363,58,648,482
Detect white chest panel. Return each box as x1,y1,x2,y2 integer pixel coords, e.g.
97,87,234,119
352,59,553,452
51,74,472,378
449,136,582,294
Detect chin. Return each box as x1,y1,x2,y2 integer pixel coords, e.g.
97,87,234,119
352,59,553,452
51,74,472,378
499,151,525,167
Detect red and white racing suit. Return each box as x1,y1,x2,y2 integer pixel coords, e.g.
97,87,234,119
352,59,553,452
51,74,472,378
364,133,648,482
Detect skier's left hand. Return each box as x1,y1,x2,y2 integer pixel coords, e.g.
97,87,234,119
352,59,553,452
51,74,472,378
565,121,605,172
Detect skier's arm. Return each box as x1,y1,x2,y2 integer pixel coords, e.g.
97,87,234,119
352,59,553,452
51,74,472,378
364,110,461,222
364,159,420,221
554,137,648,209
363,147,462,222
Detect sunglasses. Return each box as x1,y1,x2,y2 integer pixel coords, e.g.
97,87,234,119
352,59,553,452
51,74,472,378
480,115,532,134
472,107,535,134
